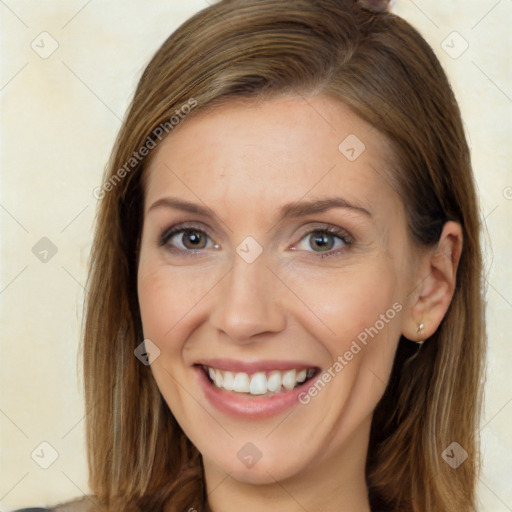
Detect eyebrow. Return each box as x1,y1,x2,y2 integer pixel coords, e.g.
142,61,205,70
147,196,372,220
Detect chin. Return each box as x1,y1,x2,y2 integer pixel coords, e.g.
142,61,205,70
208,452,306,485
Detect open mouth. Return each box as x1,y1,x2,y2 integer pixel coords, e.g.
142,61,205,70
200,365,319,398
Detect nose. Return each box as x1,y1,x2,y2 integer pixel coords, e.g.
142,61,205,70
209,253,287,342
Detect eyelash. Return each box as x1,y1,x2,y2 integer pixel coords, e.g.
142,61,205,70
159,222,354,259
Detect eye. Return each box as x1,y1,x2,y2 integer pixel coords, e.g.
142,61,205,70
294,226,353,258
158,223,352,258
160,224,217,253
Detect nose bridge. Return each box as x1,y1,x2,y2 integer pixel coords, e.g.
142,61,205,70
210,251,286,341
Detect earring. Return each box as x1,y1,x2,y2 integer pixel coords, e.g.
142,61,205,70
414,322,425,345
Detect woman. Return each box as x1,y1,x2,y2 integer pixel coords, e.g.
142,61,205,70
17,0,485,510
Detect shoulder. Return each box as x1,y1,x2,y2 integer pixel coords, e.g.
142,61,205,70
14,497,94,512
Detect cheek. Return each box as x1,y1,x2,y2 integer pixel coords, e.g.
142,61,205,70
137,252,225,351
287,258,401,334
138,265,180,343
138,273,189,353
283,258,403,382
136,258,211,411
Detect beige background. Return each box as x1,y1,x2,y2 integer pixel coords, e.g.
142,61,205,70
1,1,511,510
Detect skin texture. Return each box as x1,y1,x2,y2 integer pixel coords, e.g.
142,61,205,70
137,95,462,512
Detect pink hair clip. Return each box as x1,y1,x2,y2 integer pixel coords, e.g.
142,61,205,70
356,0,394,13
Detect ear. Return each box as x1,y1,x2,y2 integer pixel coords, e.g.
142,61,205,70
402,221,463,342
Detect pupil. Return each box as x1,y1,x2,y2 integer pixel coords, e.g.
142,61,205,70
184,230,205,249
311,232,333,251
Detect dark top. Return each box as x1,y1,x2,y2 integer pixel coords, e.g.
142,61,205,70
13,509,50,512
12,497,90,512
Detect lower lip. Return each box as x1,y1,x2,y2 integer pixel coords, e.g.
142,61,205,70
195,366,317,419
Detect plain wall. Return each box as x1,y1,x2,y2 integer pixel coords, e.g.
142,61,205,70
1,1,511,510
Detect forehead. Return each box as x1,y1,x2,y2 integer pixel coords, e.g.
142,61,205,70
144,95,400,222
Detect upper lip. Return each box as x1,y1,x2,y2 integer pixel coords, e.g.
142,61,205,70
194,358,319,374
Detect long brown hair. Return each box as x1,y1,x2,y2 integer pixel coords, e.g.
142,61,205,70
82,1,485,510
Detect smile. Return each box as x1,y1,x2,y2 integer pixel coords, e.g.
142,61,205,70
204,366,317,396
194,361,321,418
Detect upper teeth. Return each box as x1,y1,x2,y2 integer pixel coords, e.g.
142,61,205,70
206,367,315,396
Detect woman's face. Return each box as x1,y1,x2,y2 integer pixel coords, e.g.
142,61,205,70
137,95,419,486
